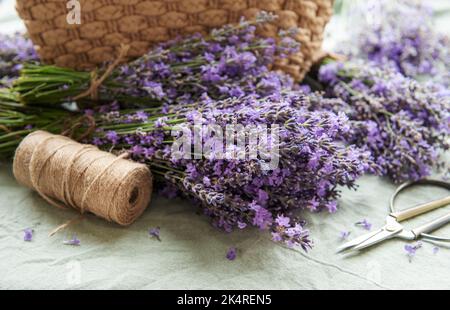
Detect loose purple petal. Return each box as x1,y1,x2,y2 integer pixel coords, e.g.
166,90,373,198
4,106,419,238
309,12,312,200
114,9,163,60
356,219,372,231
404,242,422,262
23,228,33,242
63,234,80,246
149,227,161,242
226,247,237,261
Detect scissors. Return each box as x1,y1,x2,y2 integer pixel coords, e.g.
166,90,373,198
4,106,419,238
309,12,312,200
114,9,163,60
337,179,450,253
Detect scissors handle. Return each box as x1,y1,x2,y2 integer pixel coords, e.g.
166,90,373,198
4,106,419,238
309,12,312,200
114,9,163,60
412,212,450,239
391,195,450,222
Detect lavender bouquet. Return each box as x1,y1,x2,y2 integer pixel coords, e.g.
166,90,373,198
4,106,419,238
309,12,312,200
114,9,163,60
88,93,373,248
338,0,449,85
311,60,449,183
303,0,450,183
1,91,373,249
1,15,298,154
12,13,297,107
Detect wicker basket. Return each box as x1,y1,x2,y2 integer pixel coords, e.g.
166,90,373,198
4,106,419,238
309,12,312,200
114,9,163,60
16,0,334,81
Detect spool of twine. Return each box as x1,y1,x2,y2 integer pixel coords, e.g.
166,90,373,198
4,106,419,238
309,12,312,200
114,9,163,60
13,131,153,226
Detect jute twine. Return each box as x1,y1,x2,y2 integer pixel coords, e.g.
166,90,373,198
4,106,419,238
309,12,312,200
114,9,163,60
13,131,153,228
73,44,130,101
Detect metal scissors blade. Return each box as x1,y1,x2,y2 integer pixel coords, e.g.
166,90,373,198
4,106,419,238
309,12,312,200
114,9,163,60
336,229,383,253
352,227,402,251
337,216,404,253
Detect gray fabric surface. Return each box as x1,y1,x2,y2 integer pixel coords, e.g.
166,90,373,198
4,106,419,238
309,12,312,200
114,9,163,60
1,160,449,290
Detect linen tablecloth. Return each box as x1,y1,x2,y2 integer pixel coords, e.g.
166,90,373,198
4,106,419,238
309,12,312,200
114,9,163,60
1,161,450,289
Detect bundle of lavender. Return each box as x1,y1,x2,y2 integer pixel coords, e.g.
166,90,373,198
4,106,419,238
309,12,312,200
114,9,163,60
337,0,449,85
1,91,374,249
12,12,296,107
105,94,374,248
303,0,450,183
308,60,449,183
2,14,296,153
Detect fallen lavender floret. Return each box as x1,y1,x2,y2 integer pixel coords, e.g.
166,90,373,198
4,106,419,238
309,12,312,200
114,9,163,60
314,61,449,183
433,246,439,255
355,219,372,231
404,242,422,262
86,93,373,250
0,33,38,86
226,247,237,261
23,228,33,242
149,227,161,242
63,234,81,246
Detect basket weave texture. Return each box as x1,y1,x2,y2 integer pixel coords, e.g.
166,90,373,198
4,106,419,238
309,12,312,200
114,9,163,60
16,0,334,80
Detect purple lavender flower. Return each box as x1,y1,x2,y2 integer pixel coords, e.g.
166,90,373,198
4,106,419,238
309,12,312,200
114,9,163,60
149,227,161,241
271,232,283,242
23,228,33,242
250,203,273,230
105,131,120,145
275,215,291,228
226,247,237,261
92,137,104,146
326,201,338,214
237,221,247,230
404,242,422,262
356,219,372,231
